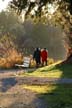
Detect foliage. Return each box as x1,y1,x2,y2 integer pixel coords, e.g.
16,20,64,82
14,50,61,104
0,10,26,53
10,0,72,48
0,34,15,57
0,34,23,68
48,58,55,65
10,0,72,17
9,0,72,27
0,10,66,59
0,10,18,35
23,21,66,59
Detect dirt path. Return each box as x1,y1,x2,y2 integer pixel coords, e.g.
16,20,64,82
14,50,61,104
0,78,47,108
0,69,72,108
0,69,47,108
0,68,72,84
0,86,46,108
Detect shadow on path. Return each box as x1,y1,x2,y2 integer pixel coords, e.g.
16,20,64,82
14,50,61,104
0,78,17,92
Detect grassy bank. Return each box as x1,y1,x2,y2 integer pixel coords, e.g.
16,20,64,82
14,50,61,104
20,62,72,78
22,84,72,108
20,62,72,108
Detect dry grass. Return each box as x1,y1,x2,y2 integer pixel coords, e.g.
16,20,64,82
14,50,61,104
0,48,23,68
0,34,24,68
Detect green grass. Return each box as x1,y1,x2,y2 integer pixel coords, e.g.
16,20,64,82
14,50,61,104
22,84,72,108
19,62,72,78
42,84,72,108
19,62,72,108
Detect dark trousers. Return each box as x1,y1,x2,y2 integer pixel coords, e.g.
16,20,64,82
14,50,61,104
36,59,41,68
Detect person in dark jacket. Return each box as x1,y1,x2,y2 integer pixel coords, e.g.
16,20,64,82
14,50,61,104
33,48,41,67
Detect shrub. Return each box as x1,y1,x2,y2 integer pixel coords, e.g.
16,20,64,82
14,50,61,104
0,34,23,68
0,48,23,68
47,58,55,65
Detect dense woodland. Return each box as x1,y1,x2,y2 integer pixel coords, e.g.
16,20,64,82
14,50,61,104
0,10,66,59
0,0,72,68
10,0,72,45
9,0,72,63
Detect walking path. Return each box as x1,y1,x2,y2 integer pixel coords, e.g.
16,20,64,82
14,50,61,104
0,68,72,84
0,69,72,108
16,77,72,85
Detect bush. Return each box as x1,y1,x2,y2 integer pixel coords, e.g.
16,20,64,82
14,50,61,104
0,48,23,68
47,58,55,65
0,34,23,68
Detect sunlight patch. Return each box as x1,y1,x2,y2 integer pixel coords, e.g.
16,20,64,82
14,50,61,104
22,85,57,94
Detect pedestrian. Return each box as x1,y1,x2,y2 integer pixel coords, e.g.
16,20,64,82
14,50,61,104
33,48,41,68
41,48,48,66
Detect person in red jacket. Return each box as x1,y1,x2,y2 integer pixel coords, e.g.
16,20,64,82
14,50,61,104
41,48,48,66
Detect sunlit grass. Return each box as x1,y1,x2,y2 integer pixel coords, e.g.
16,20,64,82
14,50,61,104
22,84,56,93
19,61,63,78
19,69,62,78
18,61,72,78
22,70,62,78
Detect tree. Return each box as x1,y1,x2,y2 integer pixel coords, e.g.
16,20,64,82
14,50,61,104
0,34,22,68
0,10,18,35
0,10,26,51
10,2,72,31
10,0,72,16
10,0,72,62
23,20,66,60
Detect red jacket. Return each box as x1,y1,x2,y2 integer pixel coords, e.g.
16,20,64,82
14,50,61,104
41,50,48,61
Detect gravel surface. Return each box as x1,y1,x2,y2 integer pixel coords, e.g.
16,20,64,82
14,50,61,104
0,69,47,108
0,69,72,108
